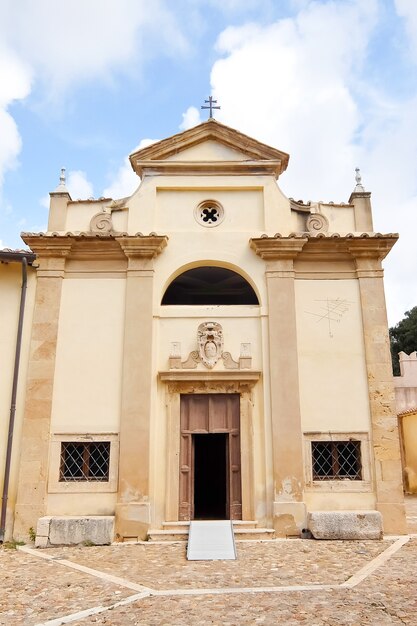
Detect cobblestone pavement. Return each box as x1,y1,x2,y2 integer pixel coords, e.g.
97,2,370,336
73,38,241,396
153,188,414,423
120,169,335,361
1,499,416,626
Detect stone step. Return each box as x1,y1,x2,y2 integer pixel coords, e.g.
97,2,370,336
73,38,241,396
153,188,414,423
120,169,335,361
148,522,275,542
161,520,259,532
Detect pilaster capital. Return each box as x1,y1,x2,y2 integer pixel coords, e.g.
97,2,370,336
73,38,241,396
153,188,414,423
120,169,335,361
250,236,308,260
21,234,73,275
21,234,73,258
345,236,398,259
116,234,168,259
250,236,307,276
346,236,398,277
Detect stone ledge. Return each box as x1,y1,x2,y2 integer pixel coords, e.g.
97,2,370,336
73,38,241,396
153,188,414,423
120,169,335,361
35,516,114,547
307,511,383,540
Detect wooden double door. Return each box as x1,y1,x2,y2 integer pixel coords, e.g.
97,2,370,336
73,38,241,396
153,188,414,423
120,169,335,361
179,394,242,521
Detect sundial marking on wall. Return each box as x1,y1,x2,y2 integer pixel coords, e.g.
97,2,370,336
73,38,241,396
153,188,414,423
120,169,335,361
305,297,354,338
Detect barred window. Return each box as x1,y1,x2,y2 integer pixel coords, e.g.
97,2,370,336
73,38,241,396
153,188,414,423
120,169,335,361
60,442,110,481
312,440,362,480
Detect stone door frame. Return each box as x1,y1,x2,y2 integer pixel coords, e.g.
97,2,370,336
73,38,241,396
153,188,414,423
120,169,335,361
159,371,260,522
179,393,241,521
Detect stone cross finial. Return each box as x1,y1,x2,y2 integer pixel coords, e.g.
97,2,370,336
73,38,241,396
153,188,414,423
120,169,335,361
201,96,220,118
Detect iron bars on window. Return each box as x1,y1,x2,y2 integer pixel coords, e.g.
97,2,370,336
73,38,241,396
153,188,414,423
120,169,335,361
311,440,362,480
60,442,110,481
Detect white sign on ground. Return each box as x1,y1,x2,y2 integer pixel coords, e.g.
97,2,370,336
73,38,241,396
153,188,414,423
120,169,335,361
187,520,237,561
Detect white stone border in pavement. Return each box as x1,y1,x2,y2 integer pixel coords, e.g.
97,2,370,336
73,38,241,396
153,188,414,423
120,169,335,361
18,536,410,626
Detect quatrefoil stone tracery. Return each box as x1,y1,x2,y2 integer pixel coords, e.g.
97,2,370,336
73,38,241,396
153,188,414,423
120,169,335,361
194,200,224,227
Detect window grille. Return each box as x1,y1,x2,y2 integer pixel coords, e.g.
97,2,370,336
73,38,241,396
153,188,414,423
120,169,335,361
60,442,110,481
311,440,362,480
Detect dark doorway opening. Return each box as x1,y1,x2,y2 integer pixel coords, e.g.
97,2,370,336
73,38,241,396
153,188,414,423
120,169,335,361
193,434,228,519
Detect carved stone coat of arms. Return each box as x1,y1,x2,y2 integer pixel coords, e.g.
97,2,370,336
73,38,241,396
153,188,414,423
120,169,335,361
197,321,223,369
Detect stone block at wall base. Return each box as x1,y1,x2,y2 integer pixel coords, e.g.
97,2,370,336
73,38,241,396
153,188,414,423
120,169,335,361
273,502,306,537
307,511,383,540
377,502,407,534
114,502,150,541
35,516,114,547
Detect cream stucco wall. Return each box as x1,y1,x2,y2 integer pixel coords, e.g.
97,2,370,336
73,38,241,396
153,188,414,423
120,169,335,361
51,278,125,433
296,278,374,512
0,262,36,539
401,411,417,493
46,278,125,516
165,140,248,161
295,279,371,432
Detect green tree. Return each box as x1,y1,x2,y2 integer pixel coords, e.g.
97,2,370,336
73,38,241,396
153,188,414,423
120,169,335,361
389,306,417,375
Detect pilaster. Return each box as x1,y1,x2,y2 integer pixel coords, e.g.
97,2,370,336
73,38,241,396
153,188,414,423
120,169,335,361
13,238,72,539
250,236,308,535
115,235,167,540
348,238,407,534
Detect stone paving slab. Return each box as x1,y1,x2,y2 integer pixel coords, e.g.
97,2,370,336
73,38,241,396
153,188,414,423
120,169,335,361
66,539,417,626
1,500,416,626
0,549,132,626
44,540,389,591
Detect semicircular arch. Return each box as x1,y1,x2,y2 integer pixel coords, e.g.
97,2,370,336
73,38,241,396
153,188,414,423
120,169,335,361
161,262,261,306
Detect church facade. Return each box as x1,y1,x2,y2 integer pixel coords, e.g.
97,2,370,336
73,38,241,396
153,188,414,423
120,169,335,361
2,119,407,544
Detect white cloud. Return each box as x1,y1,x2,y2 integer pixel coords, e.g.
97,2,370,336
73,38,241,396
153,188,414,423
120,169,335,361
0,0,188,97
180,106,202,130
212,1,378,201
102,160,138,200
395,0,417,64
103,139,157,199
40,195,50,210
0,49,32,188
66,170,94,200
207,0,417,323
0,0,189,217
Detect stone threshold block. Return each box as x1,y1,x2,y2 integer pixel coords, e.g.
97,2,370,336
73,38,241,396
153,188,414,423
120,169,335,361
307,511,383,540
35,516,114,548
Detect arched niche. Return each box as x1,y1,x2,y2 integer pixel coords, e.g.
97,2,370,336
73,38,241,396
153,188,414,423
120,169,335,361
161,266,259,306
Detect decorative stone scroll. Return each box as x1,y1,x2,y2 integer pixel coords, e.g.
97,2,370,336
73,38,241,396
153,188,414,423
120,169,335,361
168,322,252,371
90,210,114,233
306,212,329,234
90,199,128,233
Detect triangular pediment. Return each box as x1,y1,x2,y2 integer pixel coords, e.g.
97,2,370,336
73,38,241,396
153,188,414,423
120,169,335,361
129,118,289,178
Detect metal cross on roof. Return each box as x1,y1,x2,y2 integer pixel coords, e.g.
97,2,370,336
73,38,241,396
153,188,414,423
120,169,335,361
201,96,220,118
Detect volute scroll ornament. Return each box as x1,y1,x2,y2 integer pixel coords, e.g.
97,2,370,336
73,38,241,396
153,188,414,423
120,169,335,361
306,212,329,235
90,210,114,233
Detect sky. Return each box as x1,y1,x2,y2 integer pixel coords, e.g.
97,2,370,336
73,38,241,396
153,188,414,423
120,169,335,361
0,0,416,325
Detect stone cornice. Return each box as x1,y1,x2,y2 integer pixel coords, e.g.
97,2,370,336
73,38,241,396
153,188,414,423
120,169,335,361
137,160,284,178
348,190,371,204
250,233,398,262
159,370,261,384
21,232,168,262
